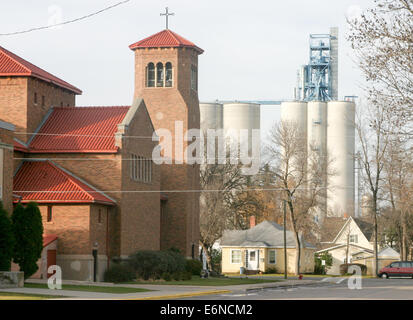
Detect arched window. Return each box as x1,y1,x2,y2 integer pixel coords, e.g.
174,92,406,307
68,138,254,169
156,62,164,87
146,63,155,87
165,62,173,87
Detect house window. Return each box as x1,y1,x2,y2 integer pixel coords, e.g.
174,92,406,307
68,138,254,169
41,95,45,107
156,62,164,87
349,234,358,243
98,209,102,224
146,63,155,87
47,206,52,222
191,65,198,91
231,250,241,264
34,92,38,104
131,153,152,183
268,250,276,264
165,62,173,87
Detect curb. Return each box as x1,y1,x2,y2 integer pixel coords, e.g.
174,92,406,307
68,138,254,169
128,290,232,300
244,280,327,292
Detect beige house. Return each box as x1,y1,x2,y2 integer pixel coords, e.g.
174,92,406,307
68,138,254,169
220,220,316,274
317,216,400,275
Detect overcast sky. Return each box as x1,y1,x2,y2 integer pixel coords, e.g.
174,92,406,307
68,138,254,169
0,0,373,136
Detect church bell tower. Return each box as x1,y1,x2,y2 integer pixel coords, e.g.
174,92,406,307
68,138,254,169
129,27,203,257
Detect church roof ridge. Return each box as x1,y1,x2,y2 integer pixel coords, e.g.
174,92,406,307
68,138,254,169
0,46,82,94
129,29,204,54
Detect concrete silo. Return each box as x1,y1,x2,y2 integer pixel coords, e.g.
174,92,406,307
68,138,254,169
326,101,355,217
280,101,308,140
223,102,260,156
307,101,327,155
307,101,328,218
199,102,223,132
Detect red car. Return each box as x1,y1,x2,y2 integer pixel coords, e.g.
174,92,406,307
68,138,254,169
379,261,413,279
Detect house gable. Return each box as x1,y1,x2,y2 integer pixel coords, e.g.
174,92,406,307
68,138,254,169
331,217,372,250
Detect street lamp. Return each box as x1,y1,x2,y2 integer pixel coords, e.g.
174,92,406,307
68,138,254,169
282,200,288,280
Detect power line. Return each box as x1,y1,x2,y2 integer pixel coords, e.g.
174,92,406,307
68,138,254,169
14,186,357,194
0,0,131,36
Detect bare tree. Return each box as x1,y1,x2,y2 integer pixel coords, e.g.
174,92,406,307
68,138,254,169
348,0,413,133
383,135,413,259
265,120,332,275
356,100,394,276
199,155,263,271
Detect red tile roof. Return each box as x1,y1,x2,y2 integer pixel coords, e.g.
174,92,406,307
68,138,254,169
29,106,130,153
0,46,82,94
14,160,115,205
14,139,29,152
129,29,204,54
43,234,58,247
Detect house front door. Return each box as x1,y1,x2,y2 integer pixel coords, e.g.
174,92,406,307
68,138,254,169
247,250,259,271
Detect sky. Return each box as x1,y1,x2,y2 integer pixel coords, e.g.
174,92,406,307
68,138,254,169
0,0,373,138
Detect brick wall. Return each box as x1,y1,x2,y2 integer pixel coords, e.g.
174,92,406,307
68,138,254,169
0,77,76,143
119,101,161,256
40,204,90,255
133,46,201,257
22,102,162,258
0,124,14,214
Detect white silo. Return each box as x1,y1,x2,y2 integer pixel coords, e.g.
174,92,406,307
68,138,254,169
200,102,223,132
307,101,328,217
280,101,308,140
223,102,260,156
326,101,355,217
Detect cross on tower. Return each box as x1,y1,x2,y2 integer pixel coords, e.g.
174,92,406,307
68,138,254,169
160,7,174,29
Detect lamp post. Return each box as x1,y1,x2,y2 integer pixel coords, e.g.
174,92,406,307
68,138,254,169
283,200,287,279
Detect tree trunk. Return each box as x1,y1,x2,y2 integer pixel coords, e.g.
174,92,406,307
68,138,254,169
288,202,301,275
373,197,379,277
402,210,408,260
200,242,212,271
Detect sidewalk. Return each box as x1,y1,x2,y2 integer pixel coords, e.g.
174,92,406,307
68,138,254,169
0,278,326,300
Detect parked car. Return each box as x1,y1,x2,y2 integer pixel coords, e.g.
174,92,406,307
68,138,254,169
379,261,413,279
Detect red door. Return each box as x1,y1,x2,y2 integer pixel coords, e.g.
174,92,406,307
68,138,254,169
47,250,57,278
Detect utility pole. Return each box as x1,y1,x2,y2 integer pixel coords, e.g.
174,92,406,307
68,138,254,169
283,200,288,279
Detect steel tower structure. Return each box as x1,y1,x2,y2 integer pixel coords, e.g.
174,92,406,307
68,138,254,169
295,27,338,101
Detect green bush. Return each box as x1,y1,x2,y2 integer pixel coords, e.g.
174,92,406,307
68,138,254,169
314,252,333,275
162,272,172,281
182,271,192,281
128,251,164,280
265,267,278,274
104,264,135,283
172,272,181,281
339,263,367,276
0,202,14,271
12,202,43,279
163,249,186,274
185,259,203,275
128,249,187,280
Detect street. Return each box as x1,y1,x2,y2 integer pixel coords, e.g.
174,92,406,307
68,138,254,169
180,278,413,300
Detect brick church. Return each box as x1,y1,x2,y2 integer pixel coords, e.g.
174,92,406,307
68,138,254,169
0,29,202,281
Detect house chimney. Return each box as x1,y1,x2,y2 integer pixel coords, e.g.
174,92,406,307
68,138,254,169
343,212,349,219
250,216,256,228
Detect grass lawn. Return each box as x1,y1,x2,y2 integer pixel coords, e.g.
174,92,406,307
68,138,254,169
25,283,152,294
0,292,59,300
126,276,280,286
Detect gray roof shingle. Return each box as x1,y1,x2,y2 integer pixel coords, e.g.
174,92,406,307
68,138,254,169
220,220,316,249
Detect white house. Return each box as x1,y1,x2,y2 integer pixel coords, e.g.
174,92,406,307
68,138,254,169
317,216,375,275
